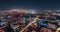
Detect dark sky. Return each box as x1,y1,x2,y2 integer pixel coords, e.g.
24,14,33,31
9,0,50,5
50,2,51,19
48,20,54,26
0,0,60,10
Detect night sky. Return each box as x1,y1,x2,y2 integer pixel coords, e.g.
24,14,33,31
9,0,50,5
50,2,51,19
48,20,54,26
0,0,60,11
